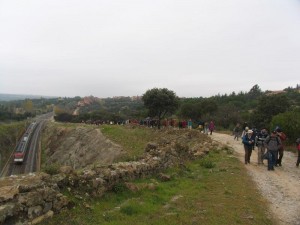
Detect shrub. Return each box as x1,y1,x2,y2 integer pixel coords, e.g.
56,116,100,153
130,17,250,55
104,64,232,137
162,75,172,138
112,183,128,194
120,205,140,216
270,110,300,144
43,163,60,175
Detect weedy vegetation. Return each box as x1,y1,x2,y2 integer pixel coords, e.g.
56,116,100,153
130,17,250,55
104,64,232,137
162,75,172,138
43,125,276,225
101,125,160,161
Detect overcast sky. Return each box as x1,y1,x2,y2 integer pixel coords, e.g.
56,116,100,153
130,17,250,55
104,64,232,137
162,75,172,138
0,0,300,98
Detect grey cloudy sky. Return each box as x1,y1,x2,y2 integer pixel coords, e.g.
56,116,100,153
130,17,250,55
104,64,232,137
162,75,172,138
0,0,300,98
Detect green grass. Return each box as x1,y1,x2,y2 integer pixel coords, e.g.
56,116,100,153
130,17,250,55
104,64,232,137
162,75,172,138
43,148,276,225
100,125,159,161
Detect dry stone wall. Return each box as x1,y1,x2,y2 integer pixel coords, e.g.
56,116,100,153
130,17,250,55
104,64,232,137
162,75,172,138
0,131,221,224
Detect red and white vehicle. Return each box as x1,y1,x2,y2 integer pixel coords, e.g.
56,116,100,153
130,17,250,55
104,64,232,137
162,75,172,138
14,122,36,163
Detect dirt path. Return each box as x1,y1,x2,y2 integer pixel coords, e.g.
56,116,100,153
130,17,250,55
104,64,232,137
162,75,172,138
210,133,300,225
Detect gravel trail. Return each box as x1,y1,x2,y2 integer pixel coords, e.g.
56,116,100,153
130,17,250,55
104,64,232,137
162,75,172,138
210,132,300,225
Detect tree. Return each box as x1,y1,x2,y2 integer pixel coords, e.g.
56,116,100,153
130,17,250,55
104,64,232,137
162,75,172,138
270,109,300,144
142,88,179,129
23,100,33,113
179,102,201,120
252,94,290,129
248,84,262,99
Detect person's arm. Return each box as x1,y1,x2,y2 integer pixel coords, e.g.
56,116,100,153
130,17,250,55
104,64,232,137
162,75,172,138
264,136,270,149
242,135,248,145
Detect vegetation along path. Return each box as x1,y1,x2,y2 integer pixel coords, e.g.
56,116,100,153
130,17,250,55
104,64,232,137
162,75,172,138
211,133,300,225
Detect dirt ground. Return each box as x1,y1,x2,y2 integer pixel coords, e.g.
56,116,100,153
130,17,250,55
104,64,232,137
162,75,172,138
210,132,300,225
43,124,124,169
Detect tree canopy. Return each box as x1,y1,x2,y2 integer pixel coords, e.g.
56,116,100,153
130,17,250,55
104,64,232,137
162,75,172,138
142,88,179,128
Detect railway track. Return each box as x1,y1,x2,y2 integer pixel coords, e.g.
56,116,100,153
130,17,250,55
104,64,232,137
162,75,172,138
0,113,52,177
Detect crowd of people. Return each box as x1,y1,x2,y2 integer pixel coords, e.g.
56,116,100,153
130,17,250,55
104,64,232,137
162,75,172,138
83,117,300,168
237,123,300,171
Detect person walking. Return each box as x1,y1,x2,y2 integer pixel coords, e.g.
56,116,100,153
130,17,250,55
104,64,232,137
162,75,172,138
275,128,287,166
233,123,241,141
264,130,282,171
241,126,249,139
204,122,209,135
242,129,255,164
208,121,215,135
296,138,300,168
255,128,268,165
188,119,192,130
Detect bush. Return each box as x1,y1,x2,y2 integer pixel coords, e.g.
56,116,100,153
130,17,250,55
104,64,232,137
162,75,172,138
43,164,60,175
112,183,128,194
270,110,300,144
120,205,140,215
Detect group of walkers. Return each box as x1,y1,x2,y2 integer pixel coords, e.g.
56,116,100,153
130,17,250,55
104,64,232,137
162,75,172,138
197,121,215,135
239,124,300,171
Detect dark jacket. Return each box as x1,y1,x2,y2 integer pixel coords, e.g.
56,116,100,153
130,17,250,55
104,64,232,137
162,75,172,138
255,131,268,146
242,134,255,147
264,135,282,151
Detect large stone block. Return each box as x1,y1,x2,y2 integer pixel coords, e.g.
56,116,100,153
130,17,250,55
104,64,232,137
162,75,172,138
0,186,19,203
0,203,15,223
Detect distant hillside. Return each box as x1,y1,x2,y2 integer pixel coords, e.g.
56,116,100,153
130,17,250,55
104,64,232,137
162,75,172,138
0,93,57,101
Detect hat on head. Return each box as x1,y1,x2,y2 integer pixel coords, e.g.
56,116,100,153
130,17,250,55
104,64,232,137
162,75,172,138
245,127,249,131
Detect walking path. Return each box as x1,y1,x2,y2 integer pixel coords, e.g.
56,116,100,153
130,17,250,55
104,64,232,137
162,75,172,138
210,133,300,225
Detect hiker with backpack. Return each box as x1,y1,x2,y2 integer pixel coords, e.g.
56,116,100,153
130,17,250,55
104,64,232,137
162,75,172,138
275,128,287,166
242,129,255,164
255,128,268,165
264,130,282,171
296,138,300,168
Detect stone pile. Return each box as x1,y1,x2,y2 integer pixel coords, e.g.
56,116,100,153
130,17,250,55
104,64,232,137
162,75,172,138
0,131,220,224
0,173,69,225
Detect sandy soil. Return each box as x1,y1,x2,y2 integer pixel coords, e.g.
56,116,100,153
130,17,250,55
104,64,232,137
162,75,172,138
210,132,300,225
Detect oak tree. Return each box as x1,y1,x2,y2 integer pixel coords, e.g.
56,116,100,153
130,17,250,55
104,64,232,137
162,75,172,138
142,88,179,129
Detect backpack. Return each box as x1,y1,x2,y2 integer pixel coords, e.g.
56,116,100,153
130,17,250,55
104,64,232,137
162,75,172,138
266,136,282,150
266,136,280,145
279,132,287,141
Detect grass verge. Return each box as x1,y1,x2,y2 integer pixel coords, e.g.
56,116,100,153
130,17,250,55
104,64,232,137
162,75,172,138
100,125,160,161
43,148,276,225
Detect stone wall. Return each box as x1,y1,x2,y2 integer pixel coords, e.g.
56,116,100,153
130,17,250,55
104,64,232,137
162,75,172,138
0,173,69,225
0,131,220,224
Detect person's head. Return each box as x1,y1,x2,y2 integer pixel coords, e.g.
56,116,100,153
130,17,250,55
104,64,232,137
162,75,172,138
271,130,277,136
247,130,253,136
245,126,249,131
276,128,282,133
261,128,267,135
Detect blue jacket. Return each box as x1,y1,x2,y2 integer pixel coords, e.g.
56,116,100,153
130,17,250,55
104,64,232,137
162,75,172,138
242,134,255,146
